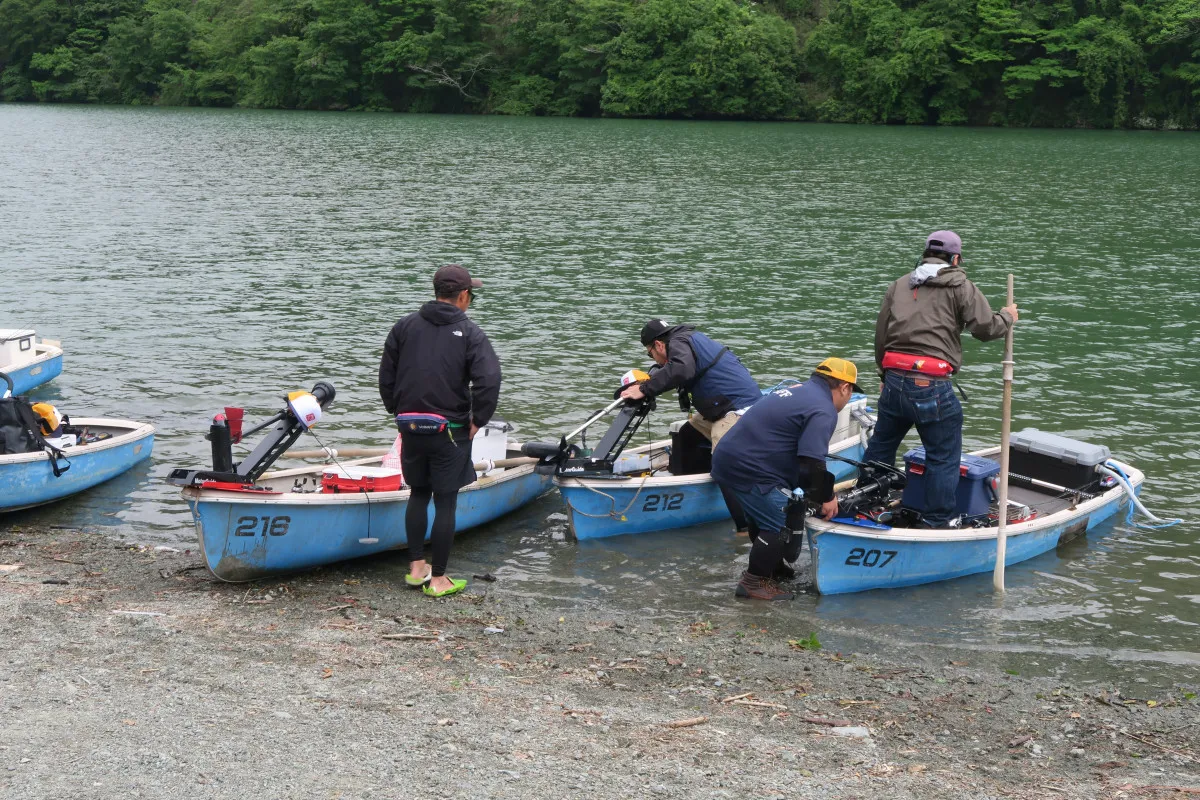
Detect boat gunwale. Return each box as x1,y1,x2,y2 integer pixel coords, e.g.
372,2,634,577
806,455,1143,544
553,433,866,490
181,461,544,505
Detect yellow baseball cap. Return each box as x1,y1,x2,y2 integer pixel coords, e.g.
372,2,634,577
815,357,863,393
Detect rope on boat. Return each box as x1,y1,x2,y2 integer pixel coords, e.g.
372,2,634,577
1097,462,1182,529
565,473,655,521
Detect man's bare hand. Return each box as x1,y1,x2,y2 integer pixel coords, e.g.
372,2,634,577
620,384,646,401
469,423,479,439
820,498,839,520
1004,303,1019,323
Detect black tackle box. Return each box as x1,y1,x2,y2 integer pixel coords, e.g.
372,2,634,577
1008,428,1111,490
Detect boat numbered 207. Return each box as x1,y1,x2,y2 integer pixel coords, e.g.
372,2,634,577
806,429,1149,594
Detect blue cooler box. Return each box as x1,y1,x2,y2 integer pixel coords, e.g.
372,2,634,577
901,448,1001,517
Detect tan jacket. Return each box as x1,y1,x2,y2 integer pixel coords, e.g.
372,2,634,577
874,261,1012,374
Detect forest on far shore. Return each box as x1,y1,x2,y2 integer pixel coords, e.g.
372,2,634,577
2,0,1198,128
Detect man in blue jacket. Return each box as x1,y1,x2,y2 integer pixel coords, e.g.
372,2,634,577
620,320,762,448
711,358,861,601
620,320,763,533
379,264,501,598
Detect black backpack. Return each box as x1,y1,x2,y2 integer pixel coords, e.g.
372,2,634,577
0,395,70,476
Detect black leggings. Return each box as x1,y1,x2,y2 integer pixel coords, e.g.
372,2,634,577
405,488,458,577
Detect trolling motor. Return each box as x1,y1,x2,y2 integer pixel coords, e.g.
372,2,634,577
827,454,908,519
168,382,335,487
522,370,657,476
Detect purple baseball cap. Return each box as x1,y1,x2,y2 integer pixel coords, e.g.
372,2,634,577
925,230,962,255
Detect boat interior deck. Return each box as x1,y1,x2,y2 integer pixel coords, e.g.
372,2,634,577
1005,483,1081,518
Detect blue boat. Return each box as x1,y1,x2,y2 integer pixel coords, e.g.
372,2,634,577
806,449,1145,595
180,458,552,581
169,380,555,581
0,417,155,512
557,437,865,540
553,396,873,540
0,329,63,395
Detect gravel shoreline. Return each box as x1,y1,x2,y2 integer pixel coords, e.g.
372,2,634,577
1,526,1197,799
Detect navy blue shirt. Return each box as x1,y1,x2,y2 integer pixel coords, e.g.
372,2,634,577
710,378,838,493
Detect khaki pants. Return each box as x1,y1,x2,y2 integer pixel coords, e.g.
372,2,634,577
688,411,740,450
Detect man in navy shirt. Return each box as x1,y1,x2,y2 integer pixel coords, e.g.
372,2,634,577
711,358,862,601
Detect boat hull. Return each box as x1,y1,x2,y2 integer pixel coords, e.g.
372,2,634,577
183,467,552,581
558,441,864,540
4,343,63,395
0,418,155,512
807,459,1143,595
558,473,730,540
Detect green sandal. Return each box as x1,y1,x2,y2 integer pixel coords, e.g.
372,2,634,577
422,578,468,598
404,569,432,588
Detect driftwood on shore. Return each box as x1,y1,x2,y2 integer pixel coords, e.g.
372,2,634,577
664,716,708,729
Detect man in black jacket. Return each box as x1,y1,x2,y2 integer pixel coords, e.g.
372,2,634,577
379,264,501,598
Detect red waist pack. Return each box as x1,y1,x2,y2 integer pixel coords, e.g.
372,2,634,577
881,351,954,377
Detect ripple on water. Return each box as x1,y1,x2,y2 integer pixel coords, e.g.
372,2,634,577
1,107,1198,691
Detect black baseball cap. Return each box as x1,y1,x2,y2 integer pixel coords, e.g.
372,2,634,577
433,264,483,295
640,319,673,346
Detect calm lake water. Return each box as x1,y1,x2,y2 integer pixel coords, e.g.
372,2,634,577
2,106,1197,692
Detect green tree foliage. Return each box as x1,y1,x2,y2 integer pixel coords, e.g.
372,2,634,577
601,0,802,118
0,0,1195,126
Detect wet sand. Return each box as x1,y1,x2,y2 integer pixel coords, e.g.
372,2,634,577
1,526,1196,799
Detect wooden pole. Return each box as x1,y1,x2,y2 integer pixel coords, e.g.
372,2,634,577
993,274,1016,593
287,447,389,459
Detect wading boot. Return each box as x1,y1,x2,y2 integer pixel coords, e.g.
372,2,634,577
735,571,794,601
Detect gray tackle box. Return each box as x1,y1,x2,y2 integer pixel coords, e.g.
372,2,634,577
1008,428,1111,490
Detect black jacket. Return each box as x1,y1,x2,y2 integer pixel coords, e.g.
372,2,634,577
378,301,501,427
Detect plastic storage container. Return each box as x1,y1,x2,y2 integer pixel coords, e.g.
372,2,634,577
1008,428,1110,489
901,448,1001,517
321,465,403,493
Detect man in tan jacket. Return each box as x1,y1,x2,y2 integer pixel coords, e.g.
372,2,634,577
861,231,1019,527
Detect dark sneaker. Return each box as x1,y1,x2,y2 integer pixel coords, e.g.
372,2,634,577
735,571,794,601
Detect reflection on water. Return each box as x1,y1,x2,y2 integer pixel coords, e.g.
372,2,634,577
1,106,1197,692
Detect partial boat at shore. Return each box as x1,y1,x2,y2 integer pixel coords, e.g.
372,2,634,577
0,417,155,513
0,329,63,395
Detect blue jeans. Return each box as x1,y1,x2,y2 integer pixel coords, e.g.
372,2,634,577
862,371,963,527
725,484,789,534
718,483,795,576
